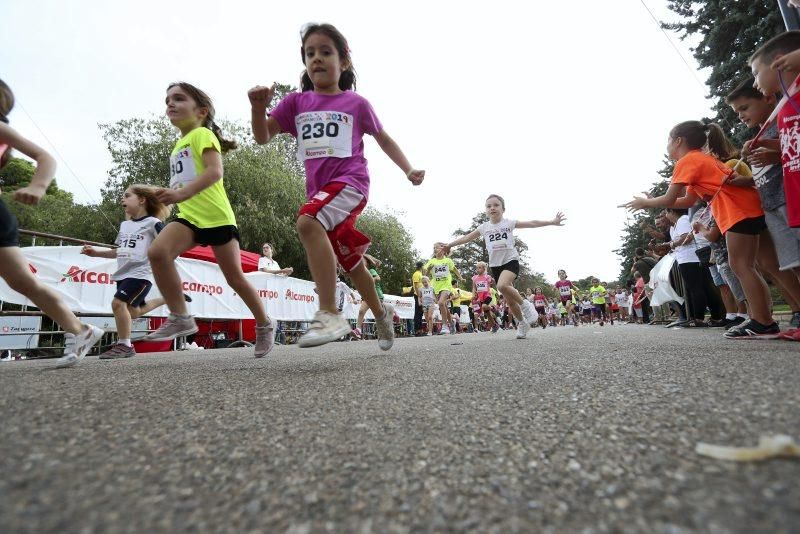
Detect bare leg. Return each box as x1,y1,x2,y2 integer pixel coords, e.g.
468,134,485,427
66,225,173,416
727,232,772,324
755,230,800,311
0,247,82,334
357,301,369,331
112,298,133,339
214,239,268,324
148,223,195,316
497,271,524,321
129,297,166,319
349,261,384,319
297,216,337,314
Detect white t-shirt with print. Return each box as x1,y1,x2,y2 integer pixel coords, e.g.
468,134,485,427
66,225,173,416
477,218,519,267
258,256,281,272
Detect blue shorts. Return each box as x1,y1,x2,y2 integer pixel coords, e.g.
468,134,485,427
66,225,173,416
708,265,725,287
114,278,152,307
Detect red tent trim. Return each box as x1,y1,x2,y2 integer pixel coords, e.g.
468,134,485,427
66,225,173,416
180,246,261,272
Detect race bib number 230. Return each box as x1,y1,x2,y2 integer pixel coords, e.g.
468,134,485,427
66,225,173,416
296,111,354,161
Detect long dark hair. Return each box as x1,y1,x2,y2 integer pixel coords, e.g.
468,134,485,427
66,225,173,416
167,82,238,153
300,23,357,92
0,79,15,167
669,121,733,160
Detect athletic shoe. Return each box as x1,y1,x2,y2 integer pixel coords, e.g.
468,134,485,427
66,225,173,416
254,321,275,358
665,319,689,328
298,311,352,348
726,316,747,328
99,343,136,359
491,325,499,333
440,326,450,335
723,319,781,339
55,324,104,369
521,300,537,326
599,321,604,327
777,328,799,341
790,312,800,329
516,320,530,339
708,319,728,328
143,314,198,341
352,327,362,340
375,303,396,351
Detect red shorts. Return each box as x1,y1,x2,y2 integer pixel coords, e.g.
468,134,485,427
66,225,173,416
298,182,370,272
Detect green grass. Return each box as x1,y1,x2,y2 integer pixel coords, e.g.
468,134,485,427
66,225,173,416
773,304,791,313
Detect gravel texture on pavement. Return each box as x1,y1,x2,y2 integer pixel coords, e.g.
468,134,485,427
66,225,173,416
1,324,799,533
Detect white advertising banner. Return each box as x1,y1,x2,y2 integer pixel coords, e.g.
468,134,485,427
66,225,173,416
0,246,414,322
647,253,684,307
0,315,42,349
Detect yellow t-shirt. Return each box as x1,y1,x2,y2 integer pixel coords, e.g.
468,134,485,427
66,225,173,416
424,257,455,294
490,287,499,306
412,270,423,292
590,285,607,305
170,127,236,229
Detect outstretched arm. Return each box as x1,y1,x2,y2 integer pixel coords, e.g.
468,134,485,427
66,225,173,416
622,183,699,211
516,212,566,229
444,230,481,253
373,130,425,185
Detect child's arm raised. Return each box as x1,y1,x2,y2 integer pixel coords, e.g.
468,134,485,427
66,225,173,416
372,130,425,185
516,212,566,229
248,84,283,144
0,123,56,205
156,148,223,205
443,230,481,254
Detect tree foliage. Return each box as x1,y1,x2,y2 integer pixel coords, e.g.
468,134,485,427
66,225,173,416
663,0,784,141
356,208,418,293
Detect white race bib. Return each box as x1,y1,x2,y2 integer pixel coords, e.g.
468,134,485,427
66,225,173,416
170,147,196,189
433,264,449,280
476,280,489,292
296,111,354,161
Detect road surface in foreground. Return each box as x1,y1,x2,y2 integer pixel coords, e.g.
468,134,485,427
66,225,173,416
1,324,799,533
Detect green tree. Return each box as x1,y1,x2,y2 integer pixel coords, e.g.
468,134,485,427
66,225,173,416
356,208,418,293
664,0,784,140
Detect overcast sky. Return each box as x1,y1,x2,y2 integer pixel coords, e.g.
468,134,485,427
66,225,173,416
1,0,719,282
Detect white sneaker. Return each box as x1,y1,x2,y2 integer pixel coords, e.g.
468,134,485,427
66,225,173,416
522,300,538,326
298,311,352,348
375,303,396,351
254,321,275,358
516,320,530,339
440,326,450,335
55,324,104,369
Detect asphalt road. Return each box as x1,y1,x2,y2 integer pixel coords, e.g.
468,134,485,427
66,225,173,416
1,324,799,533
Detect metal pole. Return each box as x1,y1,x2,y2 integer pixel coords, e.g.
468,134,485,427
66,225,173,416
779,0,800,30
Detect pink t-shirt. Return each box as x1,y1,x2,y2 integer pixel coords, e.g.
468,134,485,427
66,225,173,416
555,280,574,302
533,294,547,308
472,274,491,300
270,90,383,200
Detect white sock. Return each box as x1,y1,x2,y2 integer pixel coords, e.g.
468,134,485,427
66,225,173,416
737,313,749,319
726,313,737,320
118,338,131,347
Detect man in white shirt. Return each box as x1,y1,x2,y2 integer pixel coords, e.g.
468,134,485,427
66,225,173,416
259,243,293,276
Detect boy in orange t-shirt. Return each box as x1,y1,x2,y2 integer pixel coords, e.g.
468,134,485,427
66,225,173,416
623,120,779,338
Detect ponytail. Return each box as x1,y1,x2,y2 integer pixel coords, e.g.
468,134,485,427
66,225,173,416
206,119,238,153
705,123,738,161
670,120,739,160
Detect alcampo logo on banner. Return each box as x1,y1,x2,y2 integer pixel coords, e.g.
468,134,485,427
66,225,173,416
285,289,315,303
60,266,114,284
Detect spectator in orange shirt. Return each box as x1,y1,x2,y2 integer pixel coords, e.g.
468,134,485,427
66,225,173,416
623,120,778,338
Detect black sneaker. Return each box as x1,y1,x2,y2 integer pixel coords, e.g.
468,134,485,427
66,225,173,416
790,312,800,329
665,319,689,328
726,316,746,328
723,319,781,339
708,319,728,328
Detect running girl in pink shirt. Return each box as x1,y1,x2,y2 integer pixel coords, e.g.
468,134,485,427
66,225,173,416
249,23,424,350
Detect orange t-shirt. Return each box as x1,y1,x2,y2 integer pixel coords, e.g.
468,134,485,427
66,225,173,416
671,150,763,233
